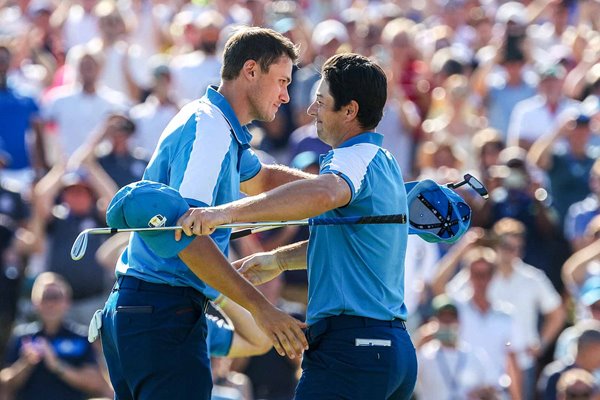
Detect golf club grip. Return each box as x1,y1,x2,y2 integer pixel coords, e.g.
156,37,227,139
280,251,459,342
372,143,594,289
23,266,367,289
230,228,253,240
308,214,407,225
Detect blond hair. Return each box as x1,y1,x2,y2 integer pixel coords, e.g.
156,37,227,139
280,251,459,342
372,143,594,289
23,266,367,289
31,272,72,304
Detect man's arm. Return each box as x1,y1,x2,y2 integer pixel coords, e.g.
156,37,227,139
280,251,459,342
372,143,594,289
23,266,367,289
431,228,484,296
536,305,566,358
235,240,309,286
178,236,307,358
527,114,574,171
215,298,273,358
562,238,600,290
177,174,350,237
240,163,316,196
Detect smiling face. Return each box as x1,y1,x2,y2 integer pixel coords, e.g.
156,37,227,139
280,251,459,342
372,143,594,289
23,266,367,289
307,78,347,147
247,56,293,122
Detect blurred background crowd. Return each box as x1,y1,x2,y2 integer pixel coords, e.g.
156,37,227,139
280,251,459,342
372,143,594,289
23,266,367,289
0,0,600,399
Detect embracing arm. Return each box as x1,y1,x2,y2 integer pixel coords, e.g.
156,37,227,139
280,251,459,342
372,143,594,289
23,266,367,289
235,240,309,286
178,236,307,358
177,174,350,237
241,163,316,196
216,299,272,358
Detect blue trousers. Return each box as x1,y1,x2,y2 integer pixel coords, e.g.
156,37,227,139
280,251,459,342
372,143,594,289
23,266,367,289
295,315,417,400
101,276,211,400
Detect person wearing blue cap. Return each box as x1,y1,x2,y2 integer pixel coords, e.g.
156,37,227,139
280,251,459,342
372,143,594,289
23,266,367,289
99,27,312,400
177,53,419,399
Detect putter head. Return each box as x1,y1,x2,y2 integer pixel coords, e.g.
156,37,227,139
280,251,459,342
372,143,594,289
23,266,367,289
70,231,89,261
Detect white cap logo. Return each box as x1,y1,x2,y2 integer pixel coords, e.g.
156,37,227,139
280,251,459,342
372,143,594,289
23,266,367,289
148,214,167,228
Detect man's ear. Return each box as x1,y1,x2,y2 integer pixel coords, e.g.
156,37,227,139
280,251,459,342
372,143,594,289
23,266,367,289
344,100,359,121
242,60,258,80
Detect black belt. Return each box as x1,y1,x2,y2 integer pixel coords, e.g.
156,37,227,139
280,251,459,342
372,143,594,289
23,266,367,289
114,275,205,301
306,314,406,344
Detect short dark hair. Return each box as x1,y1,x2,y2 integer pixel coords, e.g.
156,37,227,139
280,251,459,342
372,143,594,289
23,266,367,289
221,27,299,81
321,53,387,130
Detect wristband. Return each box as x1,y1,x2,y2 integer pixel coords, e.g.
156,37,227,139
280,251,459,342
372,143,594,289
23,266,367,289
213,294,228,308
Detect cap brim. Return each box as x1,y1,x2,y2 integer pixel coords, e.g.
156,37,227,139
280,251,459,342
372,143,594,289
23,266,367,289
137,230,195,259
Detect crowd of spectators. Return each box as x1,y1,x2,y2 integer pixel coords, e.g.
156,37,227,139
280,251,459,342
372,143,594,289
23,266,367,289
1,0,600,399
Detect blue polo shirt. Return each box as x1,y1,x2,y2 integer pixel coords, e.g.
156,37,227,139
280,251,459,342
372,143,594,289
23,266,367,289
306,132,408,325
115,87,261,298
0,87,39,169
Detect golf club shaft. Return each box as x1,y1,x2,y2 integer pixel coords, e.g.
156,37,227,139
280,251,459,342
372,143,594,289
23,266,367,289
85,213,408,235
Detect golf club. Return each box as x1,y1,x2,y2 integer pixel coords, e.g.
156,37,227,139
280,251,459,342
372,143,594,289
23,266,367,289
227,173,490,241
70,174,489,261
70,214,407,261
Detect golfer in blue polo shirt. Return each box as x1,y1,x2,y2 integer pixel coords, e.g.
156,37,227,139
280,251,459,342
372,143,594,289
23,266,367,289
100,28,310,400
177,53,418,399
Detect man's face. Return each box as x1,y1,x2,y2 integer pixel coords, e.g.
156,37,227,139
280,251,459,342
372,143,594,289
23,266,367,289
248,56,293,122
36,284,69,322
62,185,94,215
78,55,100,85
496,234,524,263
307,78,346,147
469,260,494,294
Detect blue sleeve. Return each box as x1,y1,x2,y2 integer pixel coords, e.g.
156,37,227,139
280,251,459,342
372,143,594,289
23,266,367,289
206,315,234,357
240,148,261,182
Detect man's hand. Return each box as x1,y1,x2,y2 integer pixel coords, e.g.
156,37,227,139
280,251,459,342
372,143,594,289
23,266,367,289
38,338,62,374
234,252,284,285
20,338,43,366
175,207,232,240
251,305,308,359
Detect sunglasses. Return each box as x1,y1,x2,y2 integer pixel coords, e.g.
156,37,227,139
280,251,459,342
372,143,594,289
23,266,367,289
41,291,65,303
565,390,593,400
447,174,489,199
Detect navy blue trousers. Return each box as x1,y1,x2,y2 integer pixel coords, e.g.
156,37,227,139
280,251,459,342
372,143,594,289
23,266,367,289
101,276,210,400
295,315,417,400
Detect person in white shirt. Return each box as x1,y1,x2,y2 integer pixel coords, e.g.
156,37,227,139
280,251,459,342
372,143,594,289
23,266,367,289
435,220,565,400
433,245,524,399
60,0,100,51
487,218,566,399
66,2,150,102
507,64,579,150
129,63,179,155
42,49,128,159
169,10,224,104
416,294,495,400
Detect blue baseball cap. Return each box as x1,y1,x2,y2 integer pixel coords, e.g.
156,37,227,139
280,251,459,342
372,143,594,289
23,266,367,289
405,179,471,243
106,180,195,258
580,276,600,306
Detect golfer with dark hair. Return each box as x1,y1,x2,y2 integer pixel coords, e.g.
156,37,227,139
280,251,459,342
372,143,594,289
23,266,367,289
177,53,418,399
99,27,312,400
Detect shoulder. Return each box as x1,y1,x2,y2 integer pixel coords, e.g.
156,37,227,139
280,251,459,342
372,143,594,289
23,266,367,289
324,143,382,168
12,321,42,338
45,85,77,103
62,320,90,338
517,95,545,111
514,262,547,280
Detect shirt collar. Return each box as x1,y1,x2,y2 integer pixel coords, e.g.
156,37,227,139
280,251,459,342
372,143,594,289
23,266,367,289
337,132,383,149
203,86,252,147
